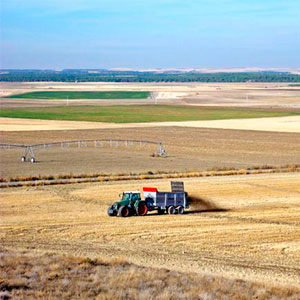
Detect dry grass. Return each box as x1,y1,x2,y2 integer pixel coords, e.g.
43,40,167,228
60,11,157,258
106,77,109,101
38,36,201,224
1,165,299,188
1,249,299,300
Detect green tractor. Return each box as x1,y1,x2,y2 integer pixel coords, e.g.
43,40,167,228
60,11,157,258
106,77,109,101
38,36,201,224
107,191,148,217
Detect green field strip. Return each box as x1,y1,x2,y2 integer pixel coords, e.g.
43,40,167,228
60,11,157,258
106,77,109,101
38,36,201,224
8,91,150,99
0,105,298,123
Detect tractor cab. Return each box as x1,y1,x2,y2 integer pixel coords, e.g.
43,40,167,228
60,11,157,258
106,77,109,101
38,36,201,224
120,191,141,205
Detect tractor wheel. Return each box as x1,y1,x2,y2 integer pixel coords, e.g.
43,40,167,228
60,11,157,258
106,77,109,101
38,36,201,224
168,206,176,215
157,208,165,215
118,206,130,217
177,206,184,215
136,202,148,216
21,156,26,162
107,205,117,217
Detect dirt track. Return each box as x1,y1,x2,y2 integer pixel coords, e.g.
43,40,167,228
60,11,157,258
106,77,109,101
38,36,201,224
1,172,299,287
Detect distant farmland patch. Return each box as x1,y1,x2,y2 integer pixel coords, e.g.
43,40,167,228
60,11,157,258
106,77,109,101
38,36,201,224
0,105,298,123
8,91,150,99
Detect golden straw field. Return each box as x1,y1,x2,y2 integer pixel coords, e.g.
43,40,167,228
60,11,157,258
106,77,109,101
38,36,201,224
1,173,300,288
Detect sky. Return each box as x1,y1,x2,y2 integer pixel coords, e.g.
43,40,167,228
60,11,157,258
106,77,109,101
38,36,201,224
1,0,300,69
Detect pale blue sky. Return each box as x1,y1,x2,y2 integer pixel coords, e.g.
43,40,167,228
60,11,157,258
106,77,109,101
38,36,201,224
1,0,299,69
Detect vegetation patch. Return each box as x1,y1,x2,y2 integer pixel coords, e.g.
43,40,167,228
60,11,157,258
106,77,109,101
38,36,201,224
2,165,299,188
8,91,150,99
1,249,299,299
0,105,298,123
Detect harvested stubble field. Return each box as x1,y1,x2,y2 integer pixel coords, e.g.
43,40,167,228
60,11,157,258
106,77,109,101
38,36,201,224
1,127,300,180
1,173,300,295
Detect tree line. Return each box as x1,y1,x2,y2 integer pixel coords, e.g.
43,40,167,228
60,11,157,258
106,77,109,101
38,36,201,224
1,70,300,82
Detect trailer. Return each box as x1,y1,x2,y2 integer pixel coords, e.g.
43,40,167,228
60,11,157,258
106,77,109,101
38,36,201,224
107,181,189,217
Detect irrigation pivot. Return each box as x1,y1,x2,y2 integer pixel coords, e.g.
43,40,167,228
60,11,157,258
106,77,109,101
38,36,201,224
0,139,166,163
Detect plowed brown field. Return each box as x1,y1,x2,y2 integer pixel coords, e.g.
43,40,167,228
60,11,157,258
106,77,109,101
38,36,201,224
1,127,300,179
1,172,300,287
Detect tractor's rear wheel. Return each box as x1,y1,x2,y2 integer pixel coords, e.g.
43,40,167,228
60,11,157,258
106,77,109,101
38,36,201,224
168,206,176,215
118,206,130,217
136,202,148,216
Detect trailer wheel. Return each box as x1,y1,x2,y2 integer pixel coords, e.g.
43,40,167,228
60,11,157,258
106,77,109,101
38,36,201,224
118,206,130,217
177,206,184,215
21,156,26,162
168,206,176,215
136,202,147,216
157,208,165,215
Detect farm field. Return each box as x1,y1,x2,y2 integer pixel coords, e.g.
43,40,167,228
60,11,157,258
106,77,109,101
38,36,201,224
7,91,150,99
1,105,297,123
1,115,300,133
1,127,300,180
1,81,300,297
1,82,300,109
1,172,300,289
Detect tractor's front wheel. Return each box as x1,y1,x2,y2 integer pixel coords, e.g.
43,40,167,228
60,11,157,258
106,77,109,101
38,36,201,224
136,202,148,216
118,206,130,217
107,206,117,217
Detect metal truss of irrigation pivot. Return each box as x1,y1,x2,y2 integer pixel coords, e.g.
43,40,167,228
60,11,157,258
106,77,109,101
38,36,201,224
0,139,166,163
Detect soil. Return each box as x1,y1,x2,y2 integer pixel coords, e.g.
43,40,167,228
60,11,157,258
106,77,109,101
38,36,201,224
1,127,300,179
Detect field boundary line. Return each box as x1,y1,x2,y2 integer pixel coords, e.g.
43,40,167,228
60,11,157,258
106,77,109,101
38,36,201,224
1,166,299,188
